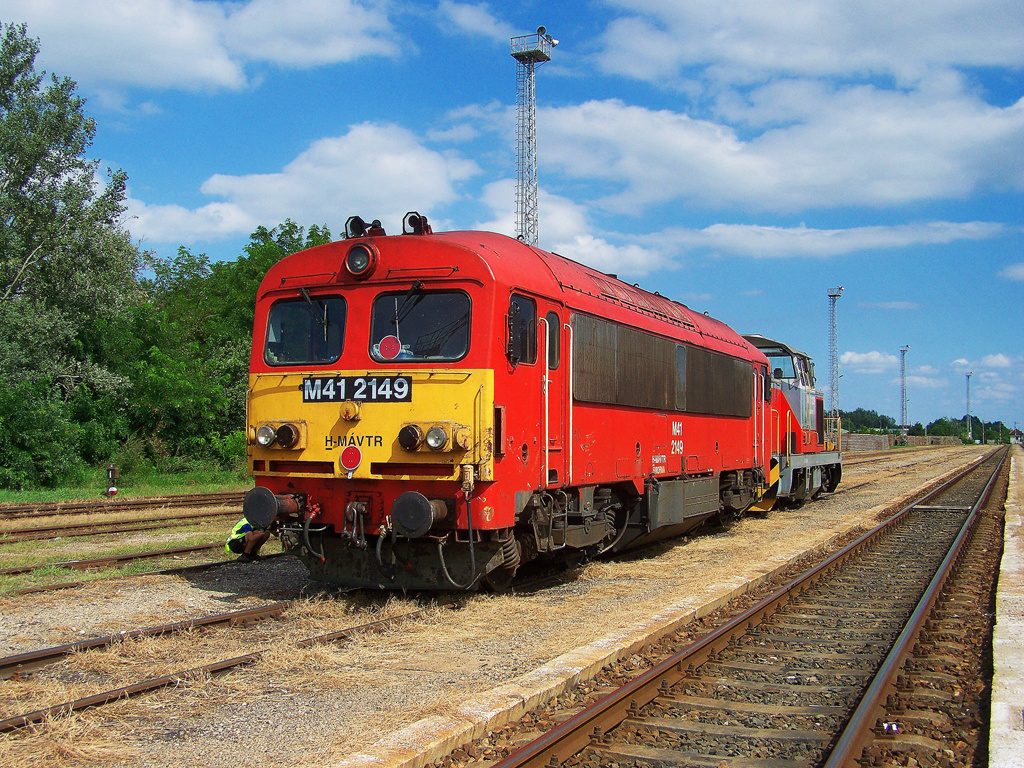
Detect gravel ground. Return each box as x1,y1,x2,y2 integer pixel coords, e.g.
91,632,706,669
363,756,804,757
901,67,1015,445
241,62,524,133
0,446,990,768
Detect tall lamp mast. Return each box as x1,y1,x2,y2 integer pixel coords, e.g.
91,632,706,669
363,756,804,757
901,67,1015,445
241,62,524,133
511,26,556,246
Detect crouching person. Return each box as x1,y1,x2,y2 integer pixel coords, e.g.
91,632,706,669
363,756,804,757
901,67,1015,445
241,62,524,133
226,518,270,561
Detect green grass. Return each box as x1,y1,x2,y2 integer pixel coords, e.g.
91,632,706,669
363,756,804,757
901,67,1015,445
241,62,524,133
0,535,284,594
0,467,253,505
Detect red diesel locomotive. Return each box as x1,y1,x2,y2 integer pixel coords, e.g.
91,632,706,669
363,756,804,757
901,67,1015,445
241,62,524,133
242,213,838,589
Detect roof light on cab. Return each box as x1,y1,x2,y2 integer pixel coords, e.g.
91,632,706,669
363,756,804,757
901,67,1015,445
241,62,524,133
344,243,377,279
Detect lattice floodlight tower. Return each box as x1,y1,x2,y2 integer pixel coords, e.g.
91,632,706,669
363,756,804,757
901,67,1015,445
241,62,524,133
966,371,973,442
827,286,844,419
900,345,910,434
511,26,556,246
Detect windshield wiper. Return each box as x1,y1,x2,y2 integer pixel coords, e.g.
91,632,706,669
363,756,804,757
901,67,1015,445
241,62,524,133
392,280,424,326
299,288,329,342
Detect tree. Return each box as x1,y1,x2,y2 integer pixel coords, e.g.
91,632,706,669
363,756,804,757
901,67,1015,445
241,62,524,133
0,23,141,488
839,408,897,433
127,220,332,466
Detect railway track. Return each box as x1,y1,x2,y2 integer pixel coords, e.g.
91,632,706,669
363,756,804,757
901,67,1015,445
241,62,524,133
0,509,237,544
480,448,1005,768
0,552,283,596
0,542,226,577
0,604,441,733
0,601,295,680
0,491,244,520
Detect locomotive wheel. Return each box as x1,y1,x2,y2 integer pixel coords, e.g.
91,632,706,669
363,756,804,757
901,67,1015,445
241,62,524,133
484,534,522,591
483,564,518,592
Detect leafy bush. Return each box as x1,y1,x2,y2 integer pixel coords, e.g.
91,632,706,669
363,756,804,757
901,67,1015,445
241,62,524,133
0,379,86,489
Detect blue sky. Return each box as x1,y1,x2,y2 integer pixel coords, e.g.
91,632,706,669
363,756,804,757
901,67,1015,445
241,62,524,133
6,0,1022,430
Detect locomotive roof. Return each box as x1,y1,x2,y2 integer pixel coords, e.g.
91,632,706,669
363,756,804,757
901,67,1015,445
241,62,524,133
260,227,764,363
743,334,813,361
436,231,762,361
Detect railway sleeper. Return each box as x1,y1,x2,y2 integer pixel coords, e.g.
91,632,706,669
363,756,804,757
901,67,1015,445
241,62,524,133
592,742,812,768
624,715,833,743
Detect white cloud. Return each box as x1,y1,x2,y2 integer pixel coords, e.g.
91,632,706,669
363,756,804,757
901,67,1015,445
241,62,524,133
551,234,664,277
437,1,516,43
472,179,665,276
4,0,402,92
998,263,1024,281
126,123,480,244
540,96,1024,212
905,375,947,389
6,0,245,90
981,353,1013,368
224,0,401,66
948,354,1015,371
126,199,257,243
474,178,594,245
642,220,1002,259
595,1,1024,84
841,350,899,374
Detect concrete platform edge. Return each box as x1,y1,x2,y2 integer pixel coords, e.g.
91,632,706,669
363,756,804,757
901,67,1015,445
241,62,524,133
990,445,1024,768
332,464,974,768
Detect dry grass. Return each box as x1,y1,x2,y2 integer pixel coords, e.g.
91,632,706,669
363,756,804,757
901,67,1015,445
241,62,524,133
0,505,238,534
0,714,136,768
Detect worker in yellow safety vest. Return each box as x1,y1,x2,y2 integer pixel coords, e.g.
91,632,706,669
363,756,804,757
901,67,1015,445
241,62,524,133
225,518,271,561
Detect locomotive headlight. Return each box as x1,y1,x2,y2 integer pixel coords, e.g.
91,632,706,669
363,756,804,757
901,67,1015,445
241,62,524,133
425,426,449,451
345,244,377,278
256,424,277,447
275,423,299,449
398,424,424,451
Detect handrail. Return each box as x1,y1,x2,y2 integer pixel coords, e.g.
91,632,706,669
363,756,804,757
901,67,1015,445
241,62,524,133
565,322,573,485
538,316,550,488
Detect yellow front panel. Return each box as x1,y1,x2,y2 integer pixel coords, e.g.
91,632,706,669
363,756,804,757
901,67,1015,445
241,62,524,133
247,370,494,481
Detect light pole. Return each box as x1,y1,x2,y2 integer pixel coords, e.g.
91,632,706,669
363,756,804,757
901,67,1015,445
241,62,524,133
511,26,556,246
966,371,973,442
899,345,910,435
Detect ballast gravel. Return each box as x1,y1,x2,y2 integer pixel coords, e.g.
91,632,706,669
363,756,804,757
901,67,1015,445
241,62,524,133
0,445,991,768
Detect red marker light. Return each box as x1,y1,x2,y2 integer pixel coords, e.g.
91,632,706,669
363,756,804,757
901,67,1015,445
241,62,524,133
340,445,362,473
378,335,401,360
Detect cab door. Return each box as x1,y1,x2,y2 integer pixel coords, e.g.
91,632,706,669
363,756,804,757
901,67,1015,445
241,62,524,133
538,304,566,488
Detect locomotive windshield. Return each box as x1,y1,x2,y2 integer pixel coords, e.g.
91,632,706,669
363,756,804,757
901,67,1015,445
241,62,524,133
760,346,796,380
264,295,346,365
369,290,470,362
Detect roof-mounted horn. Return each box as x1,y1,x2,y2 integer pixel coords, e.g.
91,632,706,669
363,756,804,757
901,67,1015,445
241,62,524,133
403,211,432,235
346,216,386,238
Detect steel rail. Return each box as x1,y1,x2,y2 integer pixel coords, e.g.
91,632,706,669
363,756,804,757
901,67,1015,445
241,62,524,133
831,446,996,496
0,543,224,576
490,450,1000,768
3,553,285,596
822,446,1006,767
0,601,295,680
0,491,244,519
0,510,238,543
0,605,442,732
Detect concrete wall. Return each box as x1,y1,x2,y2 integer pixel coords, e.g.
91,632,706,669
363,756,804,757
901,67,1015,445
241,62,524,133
841,434,962,451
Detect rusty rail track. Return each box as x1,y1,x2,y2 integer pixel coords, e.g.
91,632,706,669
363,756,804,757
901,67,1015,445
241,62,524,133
0,509,238,544
0,605,444,732
0,542,226,576
0,601,295,680
0,491,244,519
490,448,1005,768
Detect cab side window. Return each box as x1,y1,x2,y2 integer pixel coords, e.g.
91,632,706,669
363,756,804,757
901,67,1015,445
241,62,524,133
507,294,537,366
546,311,560,369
